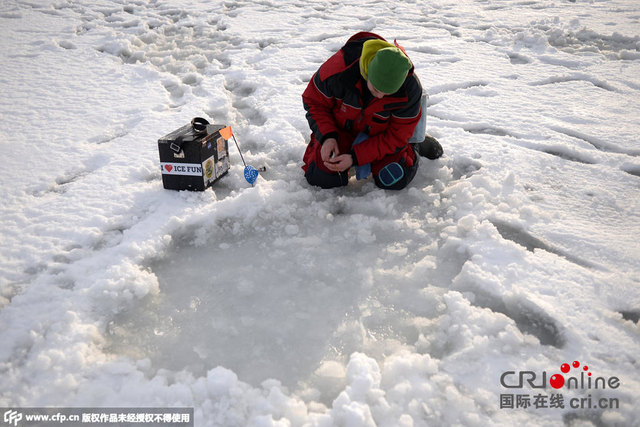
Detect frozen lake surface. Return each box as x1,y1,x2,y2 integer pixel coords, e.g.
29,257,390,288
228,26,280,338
1,0,639,425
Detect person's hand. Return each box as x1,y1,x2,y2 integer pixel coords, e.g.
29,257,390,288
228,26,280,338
320,138,339,163
324,153,353,173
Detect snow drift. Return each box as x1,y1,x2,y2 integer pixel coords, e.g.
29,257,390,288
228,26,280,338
1,0,639,425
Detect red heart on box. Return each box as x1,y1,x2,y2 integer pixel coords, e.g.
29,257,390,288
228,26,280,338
165,165,173,172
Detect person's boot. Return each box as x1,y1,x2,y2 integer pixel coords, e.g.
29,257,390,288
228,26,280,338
415,135,443,159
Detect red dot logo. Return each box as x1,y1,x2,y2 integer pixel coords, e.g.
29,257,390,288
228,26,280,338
550,374,565,389
553,360,595,387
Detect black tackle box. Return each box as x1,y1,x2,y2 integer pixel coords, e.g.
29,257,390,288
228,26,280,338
158,118,230,191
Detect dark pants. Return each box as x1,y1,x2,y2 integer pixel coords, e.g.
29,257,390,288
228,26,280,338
302,137,419,190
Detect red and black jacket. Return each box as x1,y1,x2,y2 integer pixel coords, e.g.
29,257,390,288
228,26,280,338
302,32,423,166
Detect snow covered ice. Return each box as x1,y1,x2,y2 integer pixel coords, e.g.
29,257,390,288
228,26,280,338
1,0,640,425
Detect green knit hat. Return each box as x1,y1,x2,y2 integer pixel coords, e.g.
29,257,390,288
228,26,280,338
368,47,412,94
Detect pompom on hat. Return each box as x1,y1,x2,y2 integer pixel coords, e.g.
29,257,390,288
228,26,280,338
368,47,412,94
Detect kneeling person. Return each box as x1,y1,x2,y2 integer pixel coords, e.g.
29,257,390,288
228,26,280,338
302,32,427,190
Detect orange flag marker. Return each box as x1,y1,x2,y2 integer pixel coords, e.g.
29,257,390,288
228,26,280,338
220,126,233,140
